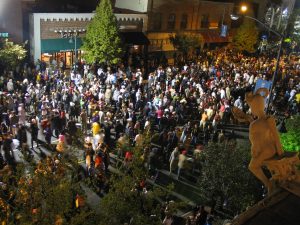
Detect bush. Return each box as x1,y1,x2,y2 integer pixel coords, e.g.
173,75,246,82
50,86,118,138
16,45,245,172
280,116,300,152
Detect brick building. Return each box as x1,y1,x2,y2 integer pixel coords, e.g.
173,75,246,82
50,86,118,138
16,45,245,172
29,13,148,66
146,0,234,59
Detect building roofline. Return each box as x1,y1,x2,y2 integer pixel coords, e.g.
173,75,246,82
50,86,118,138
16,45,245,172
232,182,300,225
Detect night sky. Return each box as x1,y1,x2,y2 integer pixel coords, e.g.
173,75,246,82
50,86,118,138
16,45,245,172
32,0,101,13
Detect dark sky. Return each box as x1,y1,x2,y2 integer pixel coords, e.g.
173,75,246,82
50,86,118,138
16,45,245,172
32,0,101,13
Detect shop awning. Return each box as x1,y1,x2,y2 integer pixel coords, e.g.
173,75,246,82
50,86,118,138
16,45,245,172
41,38,83,53
200,30,231,43
120,32,150,45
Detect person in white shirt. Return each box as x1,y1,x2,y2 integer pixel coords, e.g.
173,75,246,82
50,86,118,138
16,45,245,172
289,88,297,102
138,75,143,86
112,88,120,102
234,72,241,82
84,64,89,77
248,74,255,85
97,67,103,77
93,131,105,150
220,88,226,99
99,110,105,124
234,96,243,110
7,79,14,92
169,147,179,174
105,87,112,104
243,72,250,82
136,89,142,102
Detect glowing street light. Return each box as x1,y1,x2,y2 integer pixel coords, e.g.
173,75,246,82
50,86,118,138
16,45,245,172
240,5,248,13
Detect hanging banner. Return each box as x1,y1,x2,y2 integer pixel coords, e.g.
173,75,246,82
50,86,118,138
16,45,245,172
220,25,228,37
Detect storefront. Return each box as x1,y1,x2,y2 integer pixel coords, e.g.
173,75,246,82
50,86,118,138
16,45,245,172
40,37,84,68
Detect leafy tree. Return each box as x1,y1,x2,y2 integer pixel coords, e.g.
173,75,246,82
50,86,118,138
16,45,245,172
197,140,262,215
232,19,259,53
98,134,180,225
169,33,202,62
82,0,123,65
280,115,300,152
0,157,97,225
0,39,26,72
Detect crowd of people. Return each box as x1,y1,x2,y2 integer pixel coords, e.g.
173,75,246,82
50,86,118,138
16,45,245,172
0,48,299,224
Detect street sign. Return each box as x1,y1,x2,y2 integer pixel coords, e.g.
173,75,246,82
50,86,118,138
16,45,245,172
254,78,272,94
0,32,9,38
261,35,267,40
254,78,272,108
220,25,228,37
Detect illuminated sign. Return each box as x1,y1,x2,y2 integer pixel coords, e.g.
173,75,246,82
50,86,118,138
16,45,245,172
0,33,9,38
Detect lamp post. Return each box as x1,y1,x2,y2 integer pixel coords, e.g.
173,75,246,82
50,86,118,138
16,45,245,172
230,13,284,113
54,28,86,65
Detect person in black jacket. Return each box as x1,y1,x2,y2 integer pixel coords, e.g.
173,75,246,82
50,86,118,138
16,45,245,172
2,134,14,166
17,125,27,149
30,119,39,149
114,120,124,140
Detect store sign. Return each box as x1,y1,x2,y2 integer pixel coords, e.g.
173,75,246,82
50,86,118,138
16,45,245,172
0,32,9,38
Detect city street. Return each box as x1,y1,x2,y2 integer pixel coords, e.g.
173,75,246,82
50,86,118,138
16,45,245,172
1,0,300,224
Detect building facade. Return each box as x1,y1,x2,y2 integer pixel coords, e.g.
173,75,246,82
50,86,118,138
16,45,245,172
145,0,234,62
115,0,149,13
29,13,148,66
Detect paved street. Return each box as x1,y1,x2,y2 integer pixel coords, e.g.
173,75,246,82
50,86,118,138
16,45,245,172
0,120,105,215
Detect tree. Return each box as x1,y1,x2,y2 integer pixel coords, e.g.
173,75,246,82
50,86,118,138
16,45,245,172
232,19,259,53
98,135,181,225
0,39,26,72
197,140,262,215
82,0,123,65
0,157,98,225
169,33,202,62
280,115,300,152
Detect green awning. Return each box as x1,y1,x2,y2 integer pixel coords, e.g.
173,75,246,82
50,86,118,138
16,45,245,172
41,38,83,53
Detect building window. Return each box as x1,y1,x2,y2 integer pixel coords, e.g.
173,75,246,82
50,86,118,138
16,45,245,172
180,14,188,29
201,14,209,28
167,13,176,30
153,13,162,30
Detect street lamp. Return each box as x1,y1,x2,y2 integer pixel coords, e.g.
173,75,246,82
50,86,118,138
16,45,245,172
230,12,284,113
54,28,86,65
240,5,248,13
